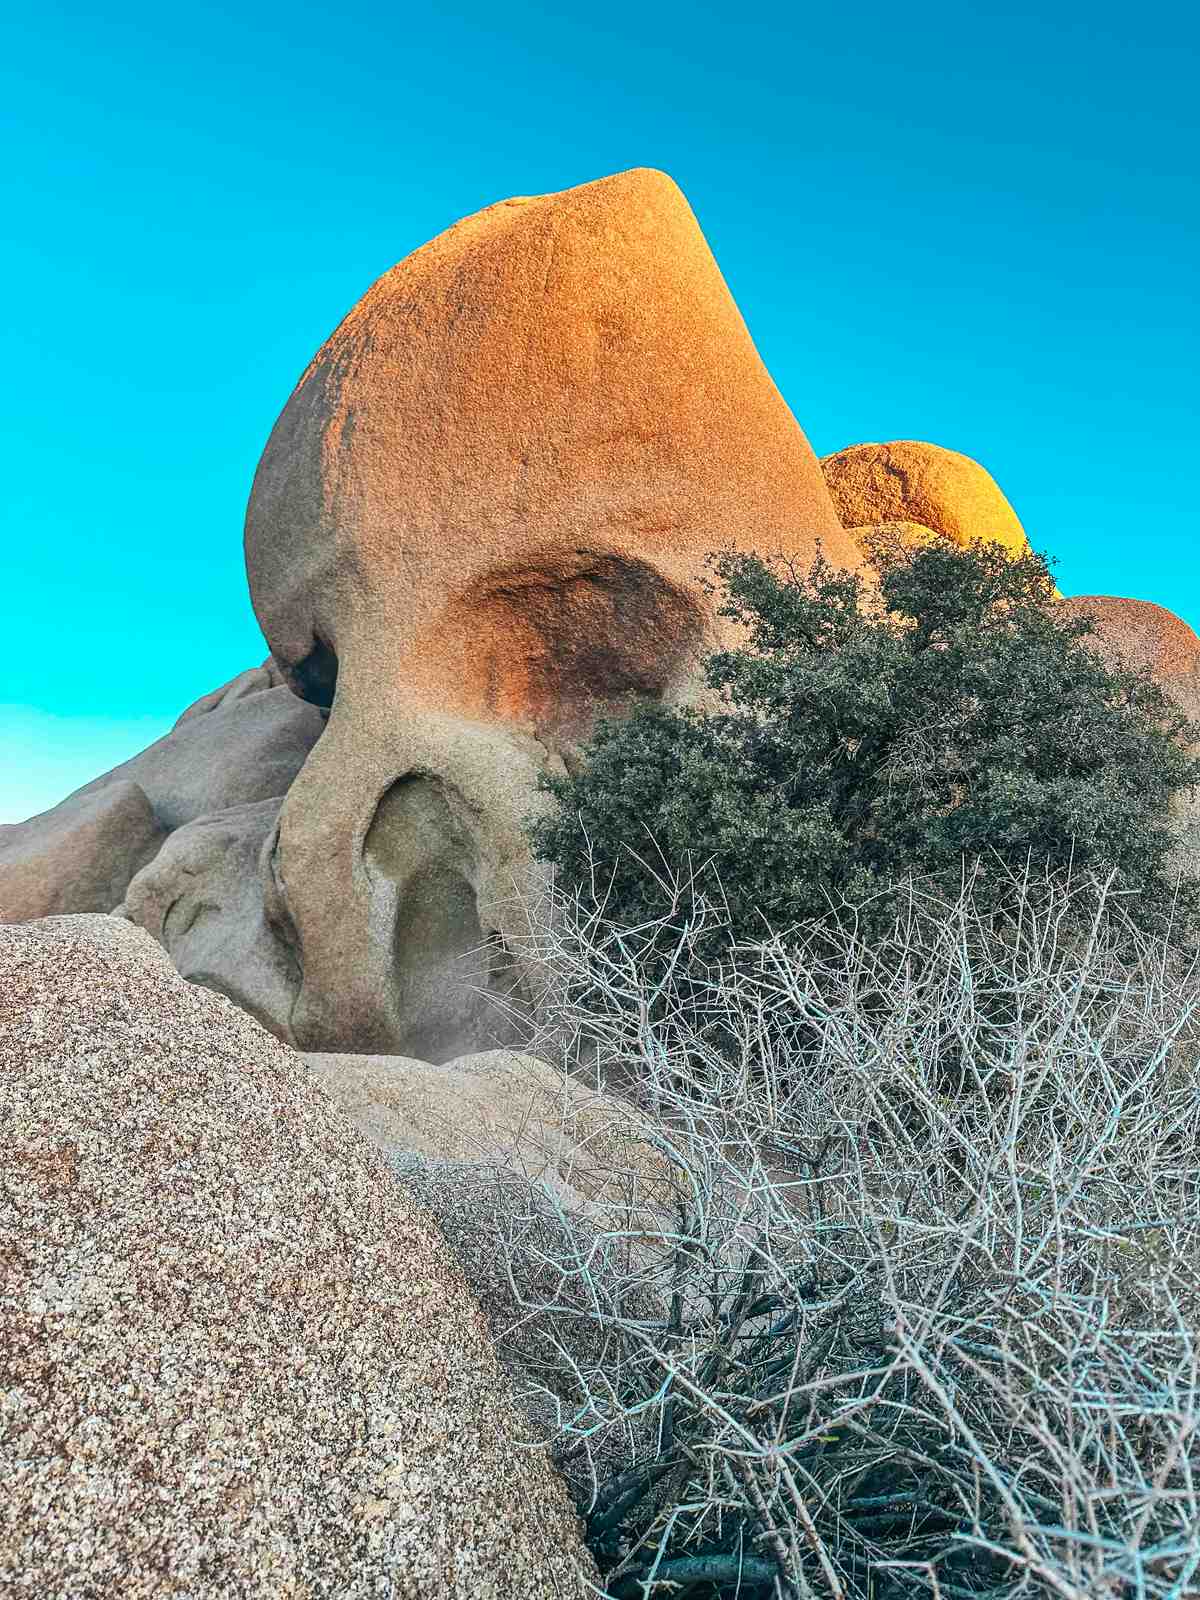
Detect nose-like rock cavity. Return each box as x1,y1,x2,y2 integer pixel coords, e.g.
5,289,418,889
244,165,863,1060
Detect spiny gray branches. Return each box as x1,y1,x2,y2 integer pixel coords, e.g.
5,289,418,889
486,860,1200,1599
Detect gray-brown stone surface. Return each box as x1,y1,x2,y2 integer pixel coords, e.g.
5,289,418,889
0,778,165,922
0,915,596,1598
75,660,326,831
0,661,324,928
118,796,301,1039
303,1046,674,1222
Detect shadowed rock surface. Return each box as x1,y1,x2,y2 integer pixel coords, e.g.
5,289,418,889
118,796,301,1039
1062,595,1200,726
244,166,863,1061
304,1046,675,1224
0,915,595,1598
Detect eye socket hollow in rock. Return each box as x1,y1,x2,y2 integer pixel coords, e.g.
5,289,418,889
434,549,708,743
286,634,339,710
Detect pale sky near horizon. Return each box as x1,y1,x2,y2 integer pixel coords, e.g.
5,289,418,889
2,0,1197,822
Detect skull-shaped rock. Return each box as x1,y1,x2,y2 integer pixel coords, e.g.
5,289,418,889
244,166,863,1060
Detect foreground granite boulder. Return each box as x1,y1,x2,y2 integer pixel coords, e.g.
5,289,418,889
245,165,863,1061
0,916,596,1598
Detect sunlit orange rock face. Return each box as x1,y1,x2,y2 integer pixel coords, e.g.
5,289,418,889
821,440,1030,560
243,166,858,1059
247,165,855,734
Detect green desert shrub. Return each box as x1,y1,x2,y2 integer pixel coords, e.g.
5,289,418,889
496,869,1200,1599
528,536,1200,983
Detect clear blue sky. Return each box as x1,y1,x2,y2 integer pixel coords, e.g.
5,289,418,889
2,0,1197,822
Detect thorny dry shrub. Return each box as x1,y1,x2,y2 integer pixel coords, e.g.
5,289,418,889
485,862,1200,1599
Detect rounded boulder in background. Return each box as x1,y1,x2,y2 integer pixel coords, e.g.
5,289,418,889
822,439,1030,559
0,778,165,923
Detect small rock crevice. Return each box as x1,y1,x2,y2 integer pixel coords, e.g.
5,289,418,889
286,633,339,710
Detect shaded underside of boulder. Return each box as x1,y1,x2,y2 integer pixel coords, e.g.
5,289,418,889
1062,593,1200,838
256,711,558,1062
0,915,595,1598
118,796,301,1041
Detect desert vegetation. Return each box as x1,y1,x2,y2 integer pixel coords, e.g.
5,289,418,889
530,535,1200,974
485,864,1200,1598
484,537,1200,1597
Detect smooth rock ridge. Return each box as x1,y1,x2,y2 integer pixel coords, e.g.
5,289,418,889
0,660,324,927
0,779,165,922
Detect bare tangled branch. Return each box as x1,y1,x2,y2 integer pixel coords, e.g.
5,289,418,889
483,857,1200,1599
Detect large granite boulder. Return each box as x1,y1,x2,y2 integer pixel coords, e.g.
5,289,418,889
0,778,165,922
822,440,1030,559
0,662,324,925
244,166,863,1061
0,915,595,1598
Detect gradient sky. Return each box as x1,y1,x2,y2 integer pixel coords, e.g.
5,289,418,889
2,0,1197,822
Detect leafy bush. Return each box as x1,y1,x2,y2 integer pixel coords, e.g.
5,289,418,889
529,537,1200,972
495,867,1200,1599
